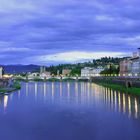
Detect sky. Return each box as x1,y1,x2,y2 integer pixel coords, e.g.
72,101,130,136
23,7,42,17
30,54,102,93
0,0,140,65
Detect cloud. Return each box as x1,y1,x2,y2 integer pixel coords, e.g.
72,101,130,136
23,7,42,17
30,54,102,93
0,0,140,64
28,51,127,65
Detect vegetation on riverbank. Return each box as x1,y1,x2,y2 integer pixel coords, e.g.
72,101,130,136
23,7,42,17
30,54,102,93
0,88,7,93
95,81,140,95
13,81,21,89
0,81,21,94
44,57,121,75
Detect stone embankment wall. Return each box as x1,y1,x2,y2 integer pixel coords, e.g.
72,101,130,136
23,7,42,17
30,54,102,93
91,77,140,88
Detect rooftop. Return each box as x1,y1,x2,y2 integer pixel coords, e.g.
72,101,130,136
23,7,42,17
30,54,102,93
130,57,139,61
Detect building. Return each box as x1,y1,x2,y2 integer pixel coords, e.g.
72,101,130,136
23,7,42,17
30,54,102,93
0,67,4,78
119,48,140,76
40,66,46,73
62,69,71,76
57,70,60,76
81,67,104,77
40,72,51,79
119,59,130,76
81,67,92,77
28,72,40,79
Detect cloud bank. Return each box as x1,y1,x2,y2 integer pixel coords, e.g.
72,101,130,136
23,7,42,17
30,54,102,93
0,0,139,65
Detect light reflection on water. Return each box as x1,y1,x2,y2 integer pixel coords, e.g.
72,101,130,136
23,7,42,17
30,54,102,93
0,82,139,119
0,82,140,140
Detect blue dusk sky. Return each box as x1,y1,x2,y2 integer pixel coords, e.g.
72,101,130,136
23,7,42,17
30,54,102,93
0,0,140,65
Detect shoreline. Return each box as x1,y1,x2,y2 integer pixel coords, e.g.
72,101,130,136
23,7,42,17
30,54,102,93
15,78,88,82
94,81,140,95
0,81,21,95
13,79,140,95
0,88,19,95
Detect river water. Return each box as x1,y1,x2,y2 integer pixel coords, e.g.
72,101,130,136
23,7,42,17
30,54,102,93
0,82,140,140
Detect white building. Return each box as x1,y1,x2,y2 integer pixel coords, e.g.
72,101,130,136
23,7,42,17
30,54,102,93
81,67,104,77
81,67,92,77
0,67,3,78
40,72,51,79
28,72,40,79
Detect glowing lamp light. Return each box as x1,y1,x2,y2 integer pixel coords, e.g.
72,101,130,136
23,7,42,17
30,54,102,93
3,74,13,78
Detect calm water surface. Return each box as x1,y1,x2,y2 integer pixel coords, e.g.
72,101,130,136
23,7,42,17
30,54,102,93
0,82,140,140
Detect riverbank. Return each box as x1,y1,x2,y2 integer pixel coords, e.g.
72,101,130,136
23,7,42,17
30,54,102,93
0,81,21,94
94,81,140,95
91,76,140,95
10,78,140,95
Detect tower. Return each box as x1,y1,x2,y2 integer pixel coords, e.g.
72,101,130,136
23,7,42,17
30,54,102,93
40,66,46,73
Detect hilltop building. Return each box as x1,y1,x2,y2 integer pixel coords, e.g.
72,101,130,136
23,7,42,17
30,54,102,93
119,48,140,76
81,66,104,77
62,69,71,76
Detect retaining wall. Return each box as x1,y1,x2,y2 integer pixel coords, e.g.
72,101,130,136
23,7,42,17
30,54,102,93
91,77,140,88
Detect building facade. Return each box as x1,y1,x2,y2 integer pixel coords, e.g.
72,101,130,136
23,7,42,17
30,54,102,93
40,72,51,79
119,59,130,76
81,67,104,77
62,69,71,76
28,72,40,79
119,48,140,76
40,66,46,73
0,67,3,78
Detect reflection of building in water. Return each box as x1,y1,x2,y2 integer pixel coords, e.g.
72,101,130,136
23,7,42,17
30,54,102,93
26,82,28,97
18,90,21,99
123,94,126,114
51,82,54,102
103,87,139,119
17,82,140,119
60,82,62,98
43,83,46,99
75,82,78,104
67,82,70,97
4,95,8,113
0,96,3,107
35,83,37,100
135,98,138,119
110,90,113,109
118,92,121,113
128,96,131,118
114,91,117,111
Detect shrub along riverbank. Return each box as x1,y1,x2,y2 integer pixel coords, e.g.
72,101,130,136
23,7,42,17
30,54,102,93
0,81,21,94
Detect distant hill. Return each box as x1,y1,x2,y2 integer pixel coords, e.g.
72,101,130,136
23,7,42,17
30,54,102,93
2,64,40,74
1,57,123,75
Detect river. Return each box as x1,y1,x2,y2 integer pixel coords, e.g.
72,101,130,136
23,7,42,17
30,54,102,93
0,82,139,140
